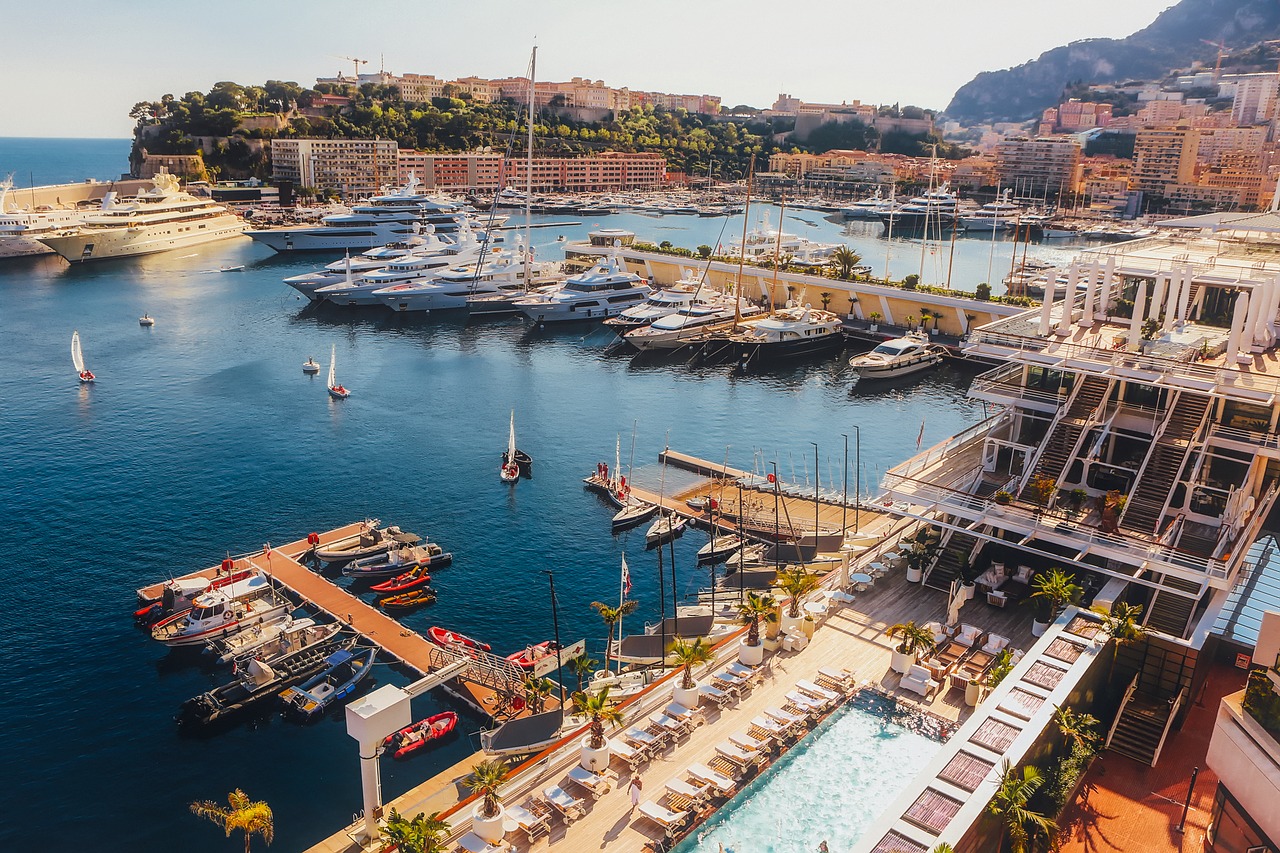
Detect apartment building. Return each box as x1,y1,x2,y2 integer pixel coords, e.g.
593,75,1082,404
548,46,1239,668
270,138,399,197
1195,126,1267,165
1038,99,1113,134
395,74,446,103
396,150,666,191
1230,73,1279,126
1131,126,1199,195
1199,151,1271,210
993,136,1082,195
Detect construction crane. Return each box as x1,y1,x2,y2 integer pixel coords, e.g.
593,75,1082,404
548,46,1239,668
330,55,367,81
1200,39,1229,80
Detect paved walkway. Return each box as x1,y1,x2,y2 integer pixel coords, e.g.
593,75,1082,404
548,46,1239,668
1055,662,1245,853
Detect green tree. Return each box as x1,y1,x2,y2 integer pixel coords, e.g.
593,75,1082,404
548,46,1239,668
466,759,508,819
1053,707,1101,753
776,567,822,618
189,789,275,853
669,637,715,690
522,676,555,713
886,621,936,658
571,686,625,749
987,760,1055,853
1029,568,1082,625
1092,601,1148,682
382,810,451,853
567,652,598,694
697,245,712,259
830,246,863,280
737,590,778,647
590,599,638,673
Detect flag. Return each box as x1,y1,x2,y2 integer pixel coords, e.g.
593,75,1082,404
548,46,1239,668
916,419,926,450
621,554,632,597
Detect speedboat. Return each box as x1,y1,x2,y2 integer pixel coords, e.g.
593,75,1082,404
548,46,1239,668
315,523,415,564
302,357,320,374
217,618,344,668
848,333,947,380
368,564,431,594
427,626,491,652
586,668,657,702
384,711,458,759
279,646,377,718
645,512,687,548
204,614,305,664
342,543,450,580
150,575,291,648
624,297,765,351
507,640,560,670
730,306,845,367
139,313,155,327
603,273,702,329
133,567,255,627
515,254,651,323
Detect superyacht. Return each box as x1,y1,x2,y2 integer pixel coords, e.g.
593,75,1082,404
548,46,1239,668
0,176,90,259
514,254,652,323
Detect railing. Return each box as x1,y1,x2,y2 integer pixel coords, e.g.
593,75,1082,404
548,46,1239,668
1105,673,1141,750
1209,422,1280,450
1151,687,1188,767
886,413,1010,481
968,363,1066,410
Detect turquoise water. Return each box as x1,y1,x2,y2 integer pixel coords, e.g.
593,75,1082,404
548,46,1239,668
674,696,941,853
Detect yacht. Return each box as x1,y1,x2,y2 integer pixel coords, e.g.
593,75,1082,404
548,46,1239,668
730,305,845,366
959,189,1021,233
282,237,444,300
372,247,534,312
315,226,499,307
37,172,245,262
841,188,893,220
603,270,704,330
514,254,652,323
0,177,92,259
723,211,841,262
847,333,947,380
877,183,960,232
624,297,766,350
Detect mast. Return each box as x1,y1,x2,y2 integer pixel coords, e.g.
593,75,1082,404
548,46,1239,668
523,47,536,292
508,411,517,462
771,190,786,308
732,153,755,331
614,434,622,495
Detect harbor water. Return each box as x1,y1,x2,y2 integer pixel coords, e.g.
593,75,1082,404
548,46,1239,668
0,140,1012,851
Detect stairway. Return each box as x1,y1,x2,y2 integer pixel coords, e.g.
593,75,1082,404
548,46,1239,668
925,530,982,592
1029,375,1111,486
1108,693,1174,765
1144,575,1202,638
1121,393,1212,535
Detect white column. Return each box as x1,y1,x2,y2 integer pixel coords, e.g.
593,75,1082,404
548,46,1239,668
1128,280,1148,352
360,739,381,841
1174,267,1193,325
1150,274,1169,328
1038,272,1055,336
1163,271,1182,333
1266,276,1280,343
1079,263,1097,328
840,549,851,589
1227,290,1249,360
1056,266,1075,335
1244,284,1264,352
1252,279,1275,348
1103,256,1118,318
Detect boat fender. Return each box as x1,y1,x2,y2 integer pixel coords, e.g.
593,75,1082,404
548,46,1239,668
307,532,320,545
221,559,235,572
224,611,234,621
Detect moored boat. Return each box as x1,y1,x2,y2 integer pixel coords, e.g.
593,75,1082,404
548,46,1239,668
847,333,947,380
341,543,447,580
730,306,844,368
302,357,320,374
427,626,491,651
224,618,344,668
205,614,307,664
314,522,414,564
507,640,560,670
133,567,254,626
150,575,291,647
383,711,458,758
378,588,437,610
645,512,687,548
612,500,658,530
697,534,744,563
279,646,377,718
368,564,431,594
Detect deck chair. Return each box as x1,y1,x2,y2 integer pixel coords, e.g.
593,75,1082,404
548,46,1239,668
750,714,789,739
715,740,759,767
699,683,734,708
566,765,610,800
455,832,509,853
763,706,806,728
609,737,646,772
541,785,586,823
795,679,840,703
728,729,770,753
637,801,688,835
687,762,736,796
816,666,855,691
622,726,662,754
784,690,826,712
664,776,712,805
664,702,703,729
505,804,549,842
725,662,763,685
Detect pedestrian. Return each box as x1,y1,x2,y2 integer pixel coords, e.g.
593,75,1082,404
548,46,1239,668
819,843,829,853
628,776,643,810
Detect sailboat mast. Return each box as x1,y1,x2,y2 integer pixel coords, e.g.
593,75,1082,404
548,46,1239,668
615,434,621,493
523,47,536,290
771,190,786,306
732,153,755,330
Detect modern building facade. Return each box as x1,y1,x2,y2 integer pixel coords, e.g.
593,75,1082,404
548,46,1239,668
993,136,1082,196
395,150,667,191
269,138,399,197
1132,126,1200,195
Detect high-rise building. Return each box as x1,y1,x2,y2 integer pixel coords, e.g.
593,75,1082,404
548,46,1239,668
993,137,1082,196
270,138,399,197
1131,126,1199,195
1230,73,1279,126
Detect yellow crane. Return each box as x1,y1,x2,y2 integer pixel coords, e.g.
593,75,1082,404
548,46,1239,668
1200,39,1229,80
331,55,367,81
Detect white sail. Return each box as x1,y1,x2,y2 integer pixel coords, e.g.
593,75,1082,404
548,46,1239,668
508,410,517,461
327,344,337,389
71,331,85,374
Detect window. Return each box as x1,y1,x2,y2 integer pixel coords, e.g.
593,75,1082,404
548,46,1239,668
1207,784,1278,852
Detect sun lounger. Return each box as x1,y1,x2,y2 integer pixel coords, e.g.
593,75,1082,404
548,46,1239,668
664,776,712,804
649,712,688,737
750,714,789,738
817,666,855,690
541,785,585,823
830,589,856,605
713,669,748,690
764,706,806,727
699,683,734,708
729,729,770,753
505,804,549,841
715,740,759,767
726,662,763,685
785,690,826,712
637,800,688,834
708,755,745,780
796,679,840,703
456,832,509,853
567,765,610,799
609,737,646,771
623,726,662,751
687,762,736,796
664,702,703,728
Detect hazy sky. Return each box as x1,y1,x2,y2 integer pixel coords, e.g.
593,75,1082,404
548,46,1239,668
5,0,1177,138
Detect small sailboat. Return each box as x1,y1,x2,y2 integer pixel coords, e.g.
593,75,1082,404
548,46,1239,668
139,313,155,327
645,512,687,548
612,500,658,530
71,330,95,383
326,344,349,399
220,265,245,272
302,356,320,374
500,411,521,483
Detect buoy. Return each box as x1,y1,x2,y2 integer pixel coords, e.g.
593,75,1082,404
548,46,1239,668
307,532,320,545
221,558,235,572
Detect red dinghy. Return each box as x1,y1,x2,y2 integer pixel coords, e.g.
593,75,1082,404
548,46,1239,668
369,565,431,594
383,711,458,759
427,626,491,652
506,640,560,670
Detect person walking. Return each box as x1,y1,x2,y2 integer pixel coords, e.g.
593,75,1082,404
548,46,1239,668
629,776,643,810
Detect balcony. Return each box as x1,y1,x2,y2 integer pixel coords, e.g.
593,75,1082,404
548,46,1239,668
968,363,1065,413
1206,681,1280,848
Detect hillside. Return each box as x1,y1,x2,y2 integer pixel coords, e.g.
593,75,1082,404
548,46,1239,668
946,0,1280,123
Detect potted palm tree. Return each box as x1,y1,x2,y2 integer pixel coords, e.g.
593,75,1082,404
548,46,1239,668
567,652,598,694
189,789,274,853
1029,567,1082,636
986,760,1056,853
382,809,451,853
868,311,882,332
886,620,935,674
776,567,822,635
571,686,624,772
466,759,509,844
669,637,715,709
1092,601,1148,684
737,590,777,665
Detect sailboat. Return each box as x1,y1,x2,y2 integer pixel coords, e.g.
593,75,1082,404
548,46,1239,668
71,330,95,383
326,344,349,399
500,411,521,483
645,442,685,547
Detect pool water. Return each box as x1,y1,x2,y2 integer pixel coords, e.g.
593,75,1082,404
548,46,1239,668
674,694,942,853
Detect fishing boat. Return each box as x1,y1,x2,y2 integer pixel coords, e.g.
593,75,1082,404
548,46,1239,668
500,410,521,483
133,567,255,626
507,640,560,670
368,564,431,594
302,357,320,374
176,636,352,727
612,500,658,530
314,522,414,564
139,313,155,327
279,646,377,719
427,626,491,651
150,575,292,647
645,512,687,548
204,613,300,664
697,534,744,563
71,330,94,383
847,333,947,380
340,543,445,580
326,344,349,399
378,588,437,610
217,618,344,667
383,711,458,759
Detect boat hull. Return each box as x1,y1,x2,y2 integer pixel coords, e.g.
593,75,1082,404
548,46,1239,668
39,215,246,262
849,350,945,380
735,333,844,367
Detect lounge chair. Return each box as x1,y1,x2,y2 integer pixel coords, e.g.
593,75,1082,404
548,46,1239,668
982,633,1010,655
664,776,712,804
830,589,856,605
763,706,806,728
726,662,763,684
699,683,734,708
900,664,938,699
712,669,748,691
750,714,789,738
609,737,647,771
715,740,759,767
456,832,509,853
954,624,983,647
566,765,610,799
637,800,688,834
817,666,855,689
623,726,662,752
505,804,549,842
795,679,840,703
923,621,951,646
784,690,827,712
664,702,702,728
687,762,736,796
729,729,770,753
541,785,585,823
648,713,689,742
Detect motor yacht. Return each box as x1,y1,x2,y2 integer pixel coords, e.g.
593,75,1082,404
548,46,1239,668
959,189,1021,233
877,183,960,232
514,254,652,323
315,226,500,306
840,188,893,220
603,269,704,329
281,236,444,300
372,247,533,312
0,177,92,259
730,305,845,366
624,296,766,350
847,333,947,380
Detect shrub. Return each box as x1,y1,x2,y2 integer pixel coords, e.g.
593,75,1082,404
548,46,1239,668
903,274,920,290
975,282,991,301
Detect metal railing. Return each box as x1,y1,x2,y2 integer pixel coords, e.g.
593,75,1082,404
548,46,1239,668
1208,422,1280,450
969,364,1067,410
1105,673,1141,750
886,413,1009,481
1151,687,1188,767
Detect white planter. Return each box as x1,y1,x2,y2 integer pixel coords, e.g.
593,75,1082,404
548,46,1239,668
1032,619,1049,637
890,648,915,674
962,583,976,601
779,610,805,636
869,324,879,333
673,683,701,710
965,680,983,707
801,617,816,639
580,740,611,773
471,804,507,845
739,637,764,666
905,566,923,584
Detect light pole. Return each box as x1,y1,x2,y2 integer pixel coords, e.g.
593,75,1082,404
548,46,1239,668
851,426,861,533
771,461,781,574
541,570,564,709
841,434,849,538
810,442,820,552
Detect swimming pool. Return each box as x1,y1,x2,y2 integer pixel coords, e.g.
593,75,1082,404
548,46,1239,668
673,693,943,853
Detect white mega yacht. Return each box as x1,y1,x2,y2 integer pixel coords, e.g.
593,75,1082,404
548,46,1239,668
959,189,1021,233
0,177,92,259
315,227,501,306
624,296,766,350
603,269,705,329
514,254,652,323
282,236,446,300
36,172,245,262
374,248,557,312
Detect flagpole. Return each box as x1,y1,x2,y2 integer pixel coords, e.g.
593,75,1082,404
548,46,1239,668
617,554,629,674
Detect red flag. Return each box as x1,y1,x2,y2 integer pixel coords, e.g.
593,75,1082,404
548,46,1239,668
621,555,632,596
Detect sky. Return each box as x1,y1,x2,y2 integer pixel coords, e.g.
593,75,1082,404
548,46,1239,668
3,0,1178,138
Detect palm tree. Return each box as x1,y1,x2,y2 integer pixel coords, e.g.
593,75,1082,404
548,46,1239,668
830,245,862,279
591,599,638,674
819,291,833,310
522,676,555,713
1092,601,1148,682
382,810,451,853
466,759,508,820
776,567,822,618
1029,568,1082,625
886,621,936,658
567,652,598,693
738,590,778,647
669,637,715,689
189,789,275,853
1053,707,1101,754
931,845,957,853
571,686,625,749
987,760,1055,853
